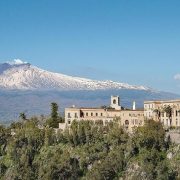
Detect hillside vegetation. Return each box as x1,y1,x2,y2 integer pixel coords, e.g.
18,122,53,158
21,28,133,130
0,115,180,180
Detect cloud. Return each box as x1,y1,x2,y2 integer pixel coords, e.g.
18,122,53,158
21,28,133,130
174,74,180,80
7,59,28,65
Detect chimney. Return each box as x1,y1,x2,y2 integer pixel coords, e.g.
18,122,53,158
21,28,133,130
133,101,136,110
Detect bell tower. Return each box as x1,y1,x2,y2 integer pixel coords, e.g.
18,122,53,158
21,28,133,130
110,96,121,110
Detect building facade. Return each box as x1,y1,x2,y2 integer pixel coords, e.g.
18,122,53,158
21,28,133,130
144,100,180,127
64,96,144,132
62,97,180,132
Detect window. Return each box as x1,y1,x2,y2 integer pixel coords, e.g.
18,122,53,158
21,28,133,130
113,99,116,104
125,120,129,125
86,113,88,116
176,110,178,117
101,113,103,116
91,113,93,116
131,119,134,125
166,119,168,126
75,113,78,118
68,113,71,118
96,113,98,116
68,120,71,124
80,112,84,118
135,119,138,124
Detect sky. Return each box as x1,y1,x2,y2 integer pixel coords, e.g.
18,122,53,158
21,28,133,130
0,0,180,93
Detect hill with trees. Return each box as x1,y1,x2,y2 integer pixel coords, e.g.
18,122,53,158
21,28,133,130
0,111,179,179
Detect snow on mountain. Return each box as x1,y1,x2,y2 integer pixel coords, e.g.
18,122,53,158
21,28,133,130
0,60,151,91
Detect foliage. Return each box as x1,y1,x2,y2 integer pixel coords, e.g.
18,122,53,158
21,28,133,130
0,118,179,180
19,112,27,121
46,102,64,128
129,120,175,180
163,105,173,118
132,120,167,151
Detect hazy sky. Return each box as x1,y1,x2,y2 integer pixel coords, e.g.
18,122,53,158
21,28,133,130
0,0,180,93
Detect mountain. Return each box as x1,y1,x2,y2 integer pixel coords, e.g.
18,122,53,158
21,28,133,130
0,60,150,91
0,60,180,124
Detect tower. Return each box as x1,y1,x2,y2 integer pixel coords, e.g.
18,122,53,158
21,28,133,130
133,101,136,110
110,96,121,110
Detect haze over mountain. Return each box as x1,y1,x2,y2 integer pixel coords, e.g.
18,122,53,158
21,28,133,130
0,60,179,123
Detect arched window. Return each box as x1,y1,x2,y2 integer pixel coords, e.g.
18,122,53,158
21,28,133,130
113,99,116,104
125,120,129,125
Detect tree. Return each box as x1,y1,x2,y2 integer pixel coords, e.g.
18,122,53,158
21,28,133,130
153,109,161,121
128,120,175,179
46,102,60,128
163,105,173,127
51,102,59,121
1,115,179,179
19,112,27,121
132,120,166,151
86,147,125,180
3,120,45,179
0,125,11,156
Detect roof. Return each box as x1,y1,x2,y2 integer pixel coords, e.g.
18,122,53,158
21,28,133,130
65,107,104,110
144,99,180,104
121,109,144,112
65,107,144,112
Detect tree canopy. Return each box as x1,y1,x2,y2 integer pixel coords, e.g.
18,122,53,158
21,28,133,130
0,117,179,180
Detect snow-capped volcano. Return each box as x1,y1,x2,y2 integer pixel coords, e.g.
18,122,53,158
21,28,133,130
0,60,150,91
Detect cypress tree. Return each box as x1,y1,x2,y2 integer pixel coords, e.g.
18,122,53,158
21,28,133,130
46,102,60,128
51,102,59,122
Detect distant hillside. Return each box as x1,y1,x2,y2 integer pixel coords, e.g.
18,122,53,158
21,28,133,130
0,89,179,123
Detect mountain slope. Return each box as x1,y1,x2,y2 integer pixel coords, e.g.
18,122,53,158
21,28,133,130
0,60,150,91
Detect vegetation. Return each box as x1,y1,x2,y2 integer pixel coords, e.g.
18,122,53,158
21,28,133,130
153,108,161,120
46,102,64,128
0,115,179,180
19,112,27,121
163,105,173,118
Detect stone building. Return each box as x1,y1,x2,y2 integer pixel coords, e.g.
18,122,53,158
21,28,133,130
144,100,180,127
60,97,180,132
63,96,144,132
